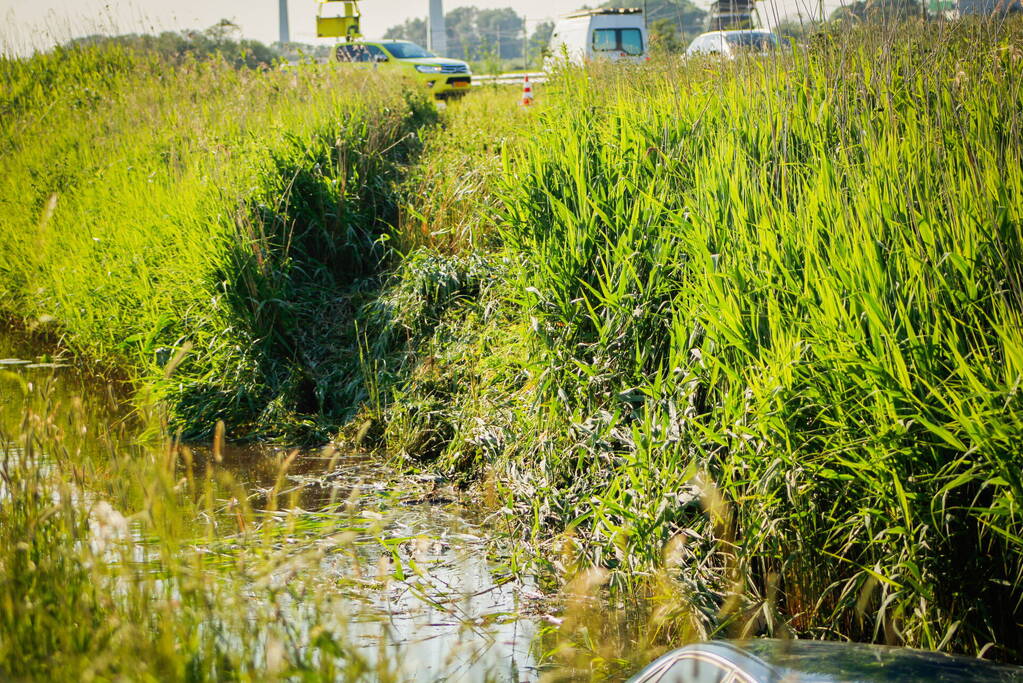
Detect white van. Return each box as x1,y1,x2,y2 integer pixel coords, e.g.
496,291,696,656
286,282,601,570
546,8,648,67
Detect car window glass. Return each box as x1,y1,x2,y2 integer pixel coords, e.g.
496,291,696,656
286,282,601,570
592,28,644,54
385,42,434,59
619,28,643,54
689,36,712,53
366,44,387,60
592,29,618,51
672,656,728,682
337,44,374,62
725,32,777,50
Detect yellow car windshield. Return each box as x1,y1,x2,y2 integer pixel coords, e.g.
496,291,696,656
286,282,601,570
385,42,435,59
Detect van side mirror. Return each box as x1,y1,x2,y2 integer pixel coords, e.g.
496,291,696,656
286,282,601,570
375,54,388,62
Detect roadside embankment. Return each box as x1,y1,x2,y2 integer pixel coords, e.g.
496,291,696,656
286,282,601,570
0,44,435,440
376,21,1023,665
4,21,1023,669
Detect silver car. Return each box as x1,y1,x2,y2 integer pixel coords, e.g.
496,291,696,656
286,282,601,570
629,640,1023,682
685,30,780,58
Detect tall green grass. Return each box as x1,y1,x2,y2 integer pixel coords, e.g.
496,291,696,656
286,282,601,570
0,44,435,440
385,20,1023,661
6,17,1023,668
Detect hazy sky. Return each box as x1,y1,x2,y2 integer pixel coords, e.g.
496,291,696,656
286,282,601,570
1,0,842,55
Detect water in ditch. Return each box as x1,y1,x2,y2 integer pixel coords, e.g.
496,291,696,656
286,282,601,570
0,327,563,681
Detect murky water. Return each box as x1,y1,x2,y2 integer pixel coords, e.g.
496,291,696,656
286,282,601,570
0,327,549,681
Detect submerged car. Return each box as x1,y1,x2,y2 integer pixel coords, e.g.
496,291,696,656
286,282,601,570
334,40,472,99
628,640,1023,682
685,30,779,58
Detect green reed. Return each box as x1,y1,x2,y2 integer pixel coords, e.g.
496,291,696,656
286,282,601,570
383,19,1023,663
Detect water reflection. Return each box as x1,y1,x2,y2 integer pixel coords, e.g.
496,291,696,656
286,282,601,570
196,448,541,681
0,327,542,681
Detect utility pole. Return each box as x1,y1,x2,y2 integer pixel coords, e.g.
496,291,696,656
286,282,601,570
428,0,447,56
278,0,290,45
523,15,528,68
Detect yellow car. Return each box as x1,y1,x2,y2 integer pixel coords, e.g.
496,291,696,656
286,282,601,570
334,40,472,99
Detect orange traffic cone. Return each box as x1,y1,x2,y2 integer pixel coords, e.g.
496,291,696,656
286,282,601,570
520,75,534,106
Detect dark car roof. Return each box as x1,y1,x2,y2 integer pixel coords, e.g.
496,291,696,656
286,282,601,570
630,640,1023,683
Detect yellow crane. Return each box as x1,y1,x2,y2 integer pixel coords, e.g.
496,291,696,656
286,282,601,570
316,0,363,41
314,0,448,54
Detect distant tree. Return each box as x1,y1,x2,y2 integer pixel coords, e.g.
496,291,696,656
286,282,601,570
648,17,684,52
236,39,278,67
445,6,480,60
528,20,554,63
476,8,525,60
382,6,525,61
274,41,332,62
774,18,815,41
829,0,922,21
383,16,428,45
65,21,280,68
529,20,554,49
205,18,241,43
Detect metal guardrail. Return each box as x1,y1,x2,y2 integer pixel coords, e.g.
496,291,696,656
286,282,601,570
472,72,547,86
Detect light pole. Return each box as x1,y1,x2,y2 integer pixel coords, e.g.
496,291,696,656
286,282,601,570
428,0,447,56
279,0,290,45
523,15,528,68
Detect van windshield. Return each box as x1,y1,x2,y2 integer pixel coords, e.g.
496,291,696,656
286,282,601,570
592,28,644,55
384,42,435,59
